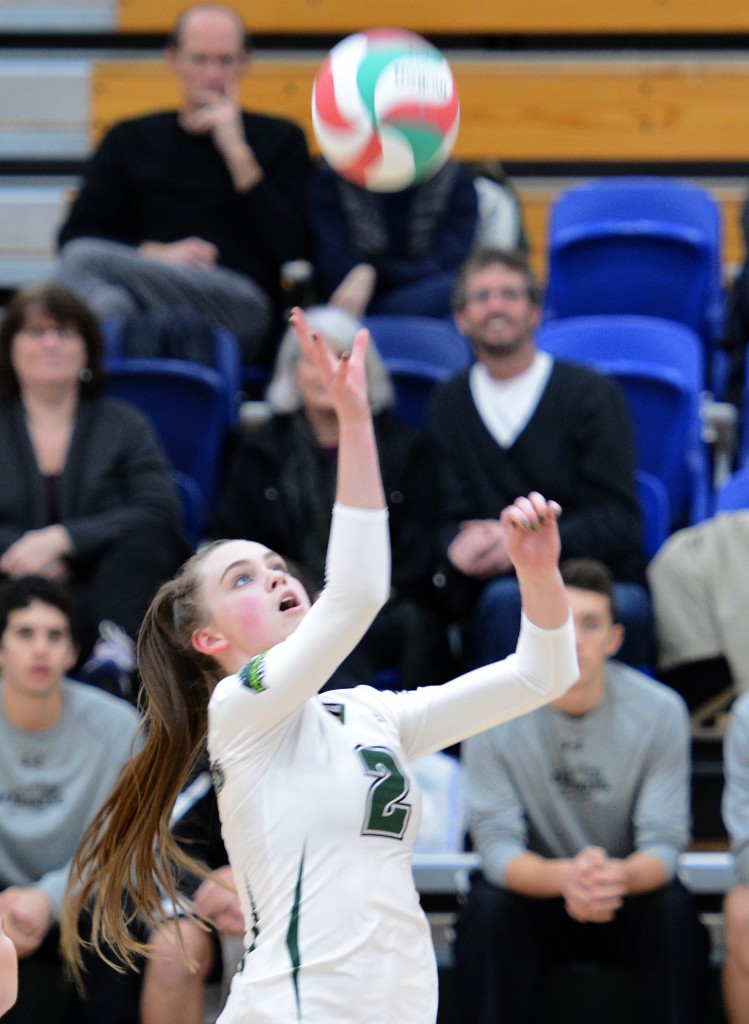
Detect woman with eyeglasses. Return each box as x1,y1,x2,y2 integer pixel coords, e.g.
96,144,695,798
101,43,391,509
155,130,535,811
0,282,189,694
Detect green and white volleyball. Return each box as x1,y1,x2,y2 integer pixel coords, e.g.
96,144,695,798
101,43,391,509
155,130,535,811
312,28,460,192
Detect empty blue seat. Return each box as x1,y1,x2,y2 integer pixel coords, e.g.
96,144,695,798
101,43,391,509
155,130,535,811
363,314,473,428
102,317,242,426
545,177,725,388
636,469,671,561
170,469,204,547
715,465,749,514
537,315,710,528
105,359,232,533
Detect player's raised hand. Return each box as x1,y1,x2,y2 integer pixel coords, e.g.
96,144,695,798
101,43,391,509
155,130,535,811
501,492,562,577
289,306,370,423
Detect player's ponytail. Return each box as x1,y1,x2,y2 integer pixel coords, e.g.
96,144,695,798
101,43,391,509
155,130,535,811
61,544,227,981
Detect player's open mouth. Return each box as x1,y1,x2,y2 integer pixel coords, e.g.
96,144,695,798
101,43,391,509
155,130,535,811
279,593,300,612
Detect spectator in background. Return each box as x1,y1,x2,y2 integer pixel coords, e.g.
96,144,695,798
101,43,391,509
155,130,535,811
0,576,141,1023
0,283,188,695
647,510,749,710
721,691,749,1024
722,189,749,408
55,3,310,363
305,157,478,319
471,161,529,256
454,558,709,1024
427,247,652,669
216,305,451,691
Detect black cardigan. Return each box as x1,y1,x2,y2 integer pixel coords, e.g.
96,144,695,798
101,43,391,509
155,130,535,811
0,397,182,560
426,360,646,586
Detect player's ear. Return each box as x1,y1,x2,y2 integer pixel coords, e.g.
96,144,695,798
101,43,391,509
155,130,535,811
192,627,229,657
64,643,80,675
606,623,625,658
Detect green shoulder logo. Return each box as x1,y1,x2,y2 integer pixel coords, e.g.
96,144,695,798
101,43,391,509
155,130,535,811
239,653,268,693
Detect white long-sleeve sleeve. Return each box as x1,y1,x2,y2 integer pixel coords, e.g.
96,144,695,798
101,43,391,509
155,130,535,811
384,611,578,762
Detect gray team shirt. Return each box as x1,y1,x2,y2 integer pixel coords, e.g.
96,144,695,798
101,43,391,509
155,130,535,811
463,661,691,886
0,678,140,916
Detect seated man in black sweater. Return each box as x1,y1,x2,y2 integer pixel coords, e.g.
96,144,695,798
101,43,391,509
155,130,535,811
55,3,310,363
427,247,653,668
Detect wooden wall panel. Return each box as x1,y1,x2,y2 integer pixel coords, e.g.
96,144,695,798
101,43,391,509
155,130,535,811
117,0,749,36
93,58,749,163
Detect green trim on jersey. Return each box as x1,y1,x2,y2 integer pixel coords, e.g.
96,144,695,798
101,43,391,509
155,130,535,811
323,701,346,724
286,843,306,1018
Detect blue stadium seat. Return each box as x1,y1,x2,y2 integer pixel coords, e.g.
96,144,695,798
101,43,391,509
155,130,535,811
544,177,725,389
715,465,749,514
101,317,242,427
170,469,204,547
635,469,670,561
537,315,710,528
363,314,473,428
105,359,232,533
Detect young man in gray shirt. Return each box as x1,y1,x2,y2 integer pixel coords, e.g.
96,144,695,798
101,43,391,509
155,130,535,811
455,558,709,1024
0,576,140,1022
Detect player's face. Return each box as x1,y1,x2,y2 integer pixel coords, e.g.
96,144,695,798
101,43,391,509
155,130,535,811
0,601,77,701
169,9,248,110
455,264,541,361
194,540,311,669
553,587,623,714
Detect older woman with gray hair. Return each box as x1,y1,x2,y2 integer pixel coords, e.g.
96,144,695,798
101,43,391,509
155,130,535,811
216,305,451,691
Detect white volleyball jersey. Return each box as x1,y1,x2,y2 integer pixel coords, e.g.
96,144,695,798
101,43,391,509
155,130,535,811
208,505,577,1023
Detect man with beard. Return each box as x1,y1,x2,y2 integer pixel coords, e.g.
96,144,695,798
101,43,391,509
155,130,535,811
427,247,652,668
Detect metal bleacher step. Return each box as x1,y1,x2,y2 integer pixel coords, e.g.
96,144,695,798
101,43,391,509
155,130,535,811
0,177,75,287
0,0,115,34
0,54,91,159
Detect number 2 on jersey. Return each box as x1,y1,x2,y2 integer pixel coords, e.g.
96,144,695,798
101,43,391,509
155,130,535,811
356,745,411,839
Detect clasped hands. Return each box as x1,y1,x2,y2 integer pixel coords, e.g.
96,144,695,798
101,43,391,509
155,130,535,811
561,846,627,924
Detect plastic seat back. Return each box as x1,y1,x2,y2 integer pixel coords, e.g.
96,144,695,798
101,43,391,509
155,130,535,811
102,317,241,426
545,178,724,364
105,359,230,530
363,314,473,427
537,315,710,527
715,466,749,514
636,468,670,560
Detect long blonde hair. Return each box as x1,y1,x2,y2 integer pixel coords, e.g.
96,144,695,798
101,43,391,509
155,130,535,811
61,543,228,978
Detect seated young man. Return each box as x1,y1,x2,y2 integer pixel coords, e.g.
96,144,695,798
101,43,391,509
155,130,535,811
454,558,709,1024
0,577,141,1024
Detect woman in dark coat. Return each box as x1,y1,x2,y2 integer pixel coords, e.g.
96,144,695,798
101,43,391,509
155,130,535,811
217,305,450,690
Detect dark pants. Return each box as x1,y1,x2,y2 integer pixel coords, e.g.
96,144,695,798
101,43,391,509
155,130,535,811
453,873,711,1024
69,518,190,662
467,576,654,670
3,923,141,1024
